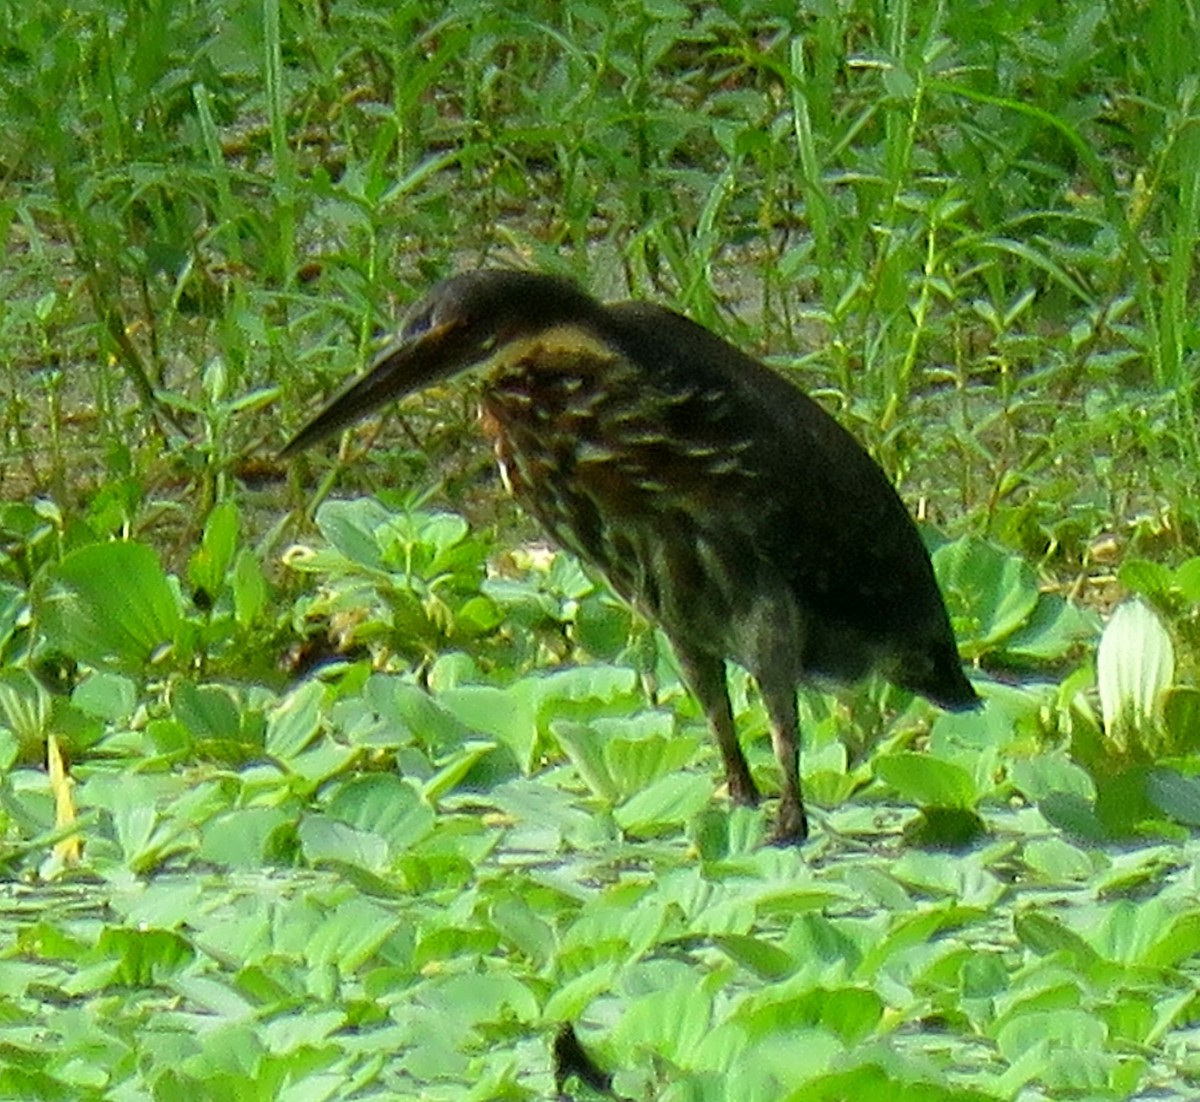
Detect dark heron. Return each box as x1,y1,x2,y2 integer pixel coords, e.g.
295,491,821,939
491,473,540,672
281,270,979,843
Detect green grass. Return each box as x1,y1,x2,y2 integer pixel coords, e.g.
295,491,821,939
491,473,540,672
3,0,1200,1098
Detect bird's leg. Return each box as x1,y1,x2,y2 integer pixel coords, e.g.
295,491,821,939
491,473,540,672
759,679,807,844
675,650,759,808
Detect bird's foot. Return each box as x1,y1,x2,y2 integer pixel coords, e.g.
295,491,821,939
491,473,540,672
768,799,809,846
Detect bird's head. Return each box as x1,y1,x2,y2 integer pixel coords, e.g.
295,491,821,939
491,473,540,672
280,270,600,456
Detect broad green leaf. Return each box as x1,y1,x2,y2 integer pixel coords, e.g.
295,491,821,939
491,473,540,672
574,593,636,659
266,680,323,759
488,893,556,968
303,897,403,972
1144,913,1200,970
1013,912,1099,966
199,807,293,869
784,1064,996,1102
712,934,795,981
438,683,538,770
1174,557,1200,601
370,676,473,755
33,541,182,673
736,986,884,1045
543,963,621,1022
1021,837,1096,882
1162,687,1200,754
553,720,618,801
1116,558,1173,601
1009,754,1095,802
610,974,714,1067
90,927,194,987
1039,791,1109,842
874,752,978,808
933,536,1039,651
902,806,987,849
72,670,137,723
1145,769,1200,827
232,549,268,628
0,581,24,653
298,815,388,872
605,731,701,802
1000,594,1099,661
1094,766,1159,835
188,499,240,597
861,905,988,973
994,1010,1113,1091
315,498,394,570
325,775,434,850
533,664,642,725
421,971,539,1028
262,1008,347,1055
614,771,713,837
173,681,240,740
423,739,499,803
0,668,50,749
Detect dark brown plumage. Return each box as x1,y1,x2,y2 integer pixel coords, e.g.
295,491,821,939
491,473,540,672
282,270,979,843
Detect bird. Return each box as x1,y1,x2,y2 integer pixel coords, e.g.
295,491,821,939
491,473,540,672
281,269,979,844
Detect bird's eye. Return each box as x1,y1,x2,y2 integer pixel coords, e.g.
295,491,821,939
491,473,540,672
403,306,436,339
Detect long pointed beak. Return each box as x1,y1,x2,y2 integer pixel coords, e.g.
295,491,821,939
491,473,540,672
279,319,478,457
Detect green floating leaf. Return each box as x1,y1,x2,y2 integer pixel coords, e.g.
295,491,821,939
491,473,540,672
573,593,636,659
1000,594,1099,661
489,893,556,969
994,1008,1109,1072
553,720,618,802
200,806,294,869
1174,557,1200,602
0,581,24,654
1021,836,1096,883
423,739,498,803
902,806,987,850
737,986,884,1046
438,682,538,771
188,499,240,598
1145,769,1200,827
1116,558,1173,602
1039,792,1109,843
1013,912,1099,968
173,681,241,741
72,670,137,723
1145,912,1200,971
614,771,713,838
303,896,403,973
32,541,182,674
326,775,431,843
789,1063,996,1102
315,498,395,570
232,549,268,628
932,536,1039,652
605,730,700,803
1094,766,1159,836
1096,599,1174,748
874,752,978,809
299,814,388,872
266,679,324,760
91,927,194,987
712,934,796,981
533,665,642,726
0,668,51,750
1162,687,1200,755
610,975,714,1067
